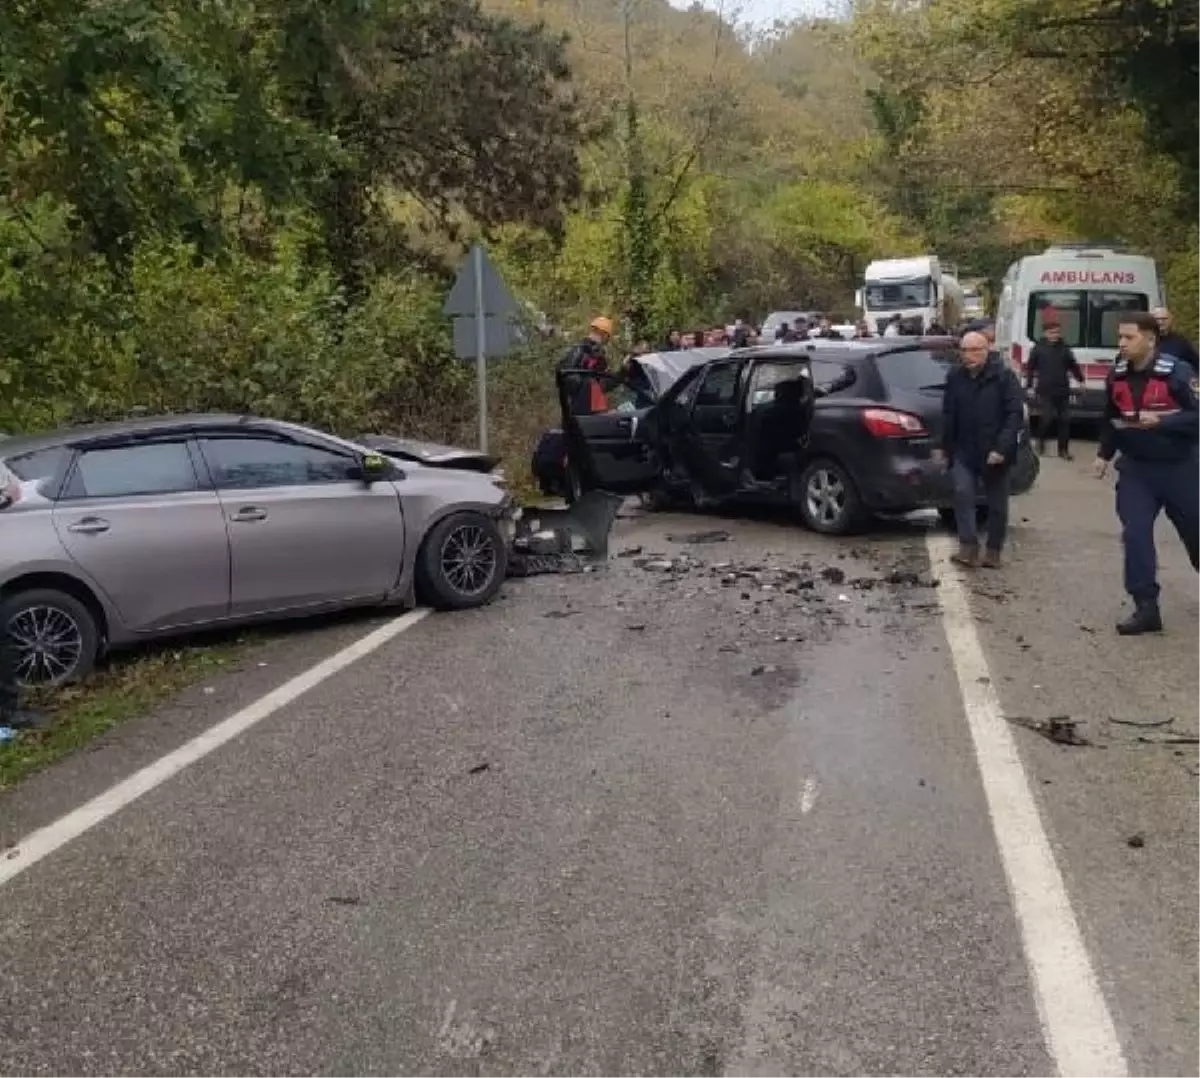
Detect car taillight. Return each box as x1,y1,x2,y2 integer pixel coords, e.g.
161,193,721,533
1011,342,1024,369
861,407,928,438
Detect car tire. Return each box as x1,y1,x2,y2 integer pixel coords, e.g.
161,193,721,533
2,587,100,688
415,512,508,611
795,458,865,535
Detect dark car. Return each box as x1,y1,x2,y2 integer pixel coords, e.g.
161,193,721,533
543,339,1040,534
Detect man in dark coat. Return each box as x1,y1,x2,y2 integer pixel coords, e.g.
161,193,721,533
1025,312,1085,459
933,330,1026,568
557,316,614,416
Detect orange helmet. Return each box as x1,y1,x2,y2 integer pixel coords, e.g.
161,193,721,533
590,316,614,337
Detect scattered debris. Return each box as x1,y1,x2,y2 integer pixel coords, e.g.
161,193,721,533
1007,714,1091,746
618,546,643,558
821,566,846,584
625,623,648,632
325,895,362,906
468,761,491,775
667,529,732,545
1079,625,1096,635
543,609,582,619
750,664,778,677
1109,716,1173,729
1126,834,1145,849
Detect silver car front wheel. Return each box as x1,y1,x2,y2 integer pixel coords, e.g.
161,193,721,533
415,512,508,611
2,588,100,688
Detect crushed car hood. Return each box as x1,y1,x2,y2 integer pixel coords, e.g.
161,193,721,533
356,433,498,474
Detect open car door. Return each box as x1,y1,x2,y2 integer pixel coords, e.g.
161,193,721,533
555,370,663,495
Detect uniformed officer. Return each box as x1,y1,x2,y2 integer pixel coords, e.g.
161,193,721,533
1093,310,1199,634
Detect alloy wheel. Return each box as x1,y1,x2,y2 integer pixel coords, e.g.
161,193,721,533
9,604,84,687
805,467,847,528
440,524,499,598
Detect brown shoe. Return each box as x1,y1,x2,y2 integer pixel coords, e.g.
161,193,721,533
950,544,980,568
980,548,1002,569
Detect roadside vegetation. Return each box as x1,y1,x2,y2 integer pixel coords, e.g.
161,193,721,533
0,0,1195,768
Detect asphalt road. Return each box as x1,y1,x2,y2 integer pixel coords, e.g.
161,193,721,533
1,447,1196,1077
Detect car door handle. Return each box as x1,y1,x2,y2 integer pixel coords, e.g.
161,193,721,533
230,507,268,523
67,516,110,535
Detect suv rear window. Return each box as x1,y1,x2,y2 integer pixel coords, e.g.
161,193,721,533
875,349,956,393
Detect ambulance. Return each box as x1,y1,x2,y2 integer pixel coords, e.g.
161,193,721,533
994,244,1164,418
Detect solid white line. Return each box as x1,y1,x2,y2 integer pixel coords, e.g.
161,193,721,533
0,608,431,888
925,535,1127,1078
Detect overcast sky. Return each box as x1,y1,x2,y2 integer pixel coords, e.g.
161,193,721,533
666,0,835,29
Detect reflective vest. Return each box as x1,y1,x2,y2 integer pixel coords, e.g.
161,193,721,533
1109,356,1182,419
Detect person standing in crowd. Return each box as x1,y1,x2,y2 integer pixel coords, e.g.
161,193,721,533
854,319,872,339
883,314,902,338
933,330,1025,568
0,462,38,731
731,318,752,348
1093,311,1198,635
690,329,706,349
662,328,682,352
1025,312,1085,459
557,315,614,416
1153,307,1199,367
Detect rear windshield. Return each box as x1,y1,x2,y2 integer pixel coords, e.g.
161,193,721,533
1027,290,1149,349
875,349,956,393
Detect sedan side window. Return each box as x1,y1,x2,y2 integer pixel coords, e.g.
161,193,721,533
67,442,199,499
201,437,358,490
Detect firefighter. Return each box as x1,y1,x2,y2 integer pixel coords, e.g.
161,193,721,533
1093,311,1199,635
557,316,614,416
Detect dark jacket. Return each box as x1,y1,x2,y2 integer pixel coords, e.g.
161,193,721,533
557,338,609,415
1158,331,1199,369
941,356,1025,470
1025,338,1083,396
1098,354,1198,463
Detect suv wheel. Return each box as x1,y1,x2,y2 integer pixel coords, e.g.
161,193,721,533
796,458,864,534
2,588,100,688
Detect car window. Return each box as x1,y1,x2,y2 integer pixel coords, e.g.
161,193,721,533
1027,290,1149,349
747,361,812,408
68,442,199,498
4,446,70,482
875,349,956,393
201,437,358,490
810,359,857,397
695,363,740,407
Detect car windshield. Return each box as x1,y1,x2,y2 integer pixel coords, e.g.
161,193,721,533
876,349,956,393
1027,290,1149,349
864,278,933,310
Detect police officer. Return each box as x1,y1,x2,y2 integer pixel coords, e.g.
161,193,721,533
1093,311,1199,634
0,460,39,728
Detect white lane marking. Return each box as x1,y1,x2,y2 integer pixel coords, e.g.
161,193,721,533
926,535,1127,1078
0,608,431,888
799,776,820,814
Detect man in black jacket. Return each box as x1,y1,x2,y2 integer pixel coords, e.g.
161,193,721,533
1153,307,1199,368
933,331,1026,568
1025,316,1085,459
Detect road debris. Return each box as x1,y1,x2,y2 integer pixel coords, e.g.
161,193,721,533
667,529,732,544
1108,716,1174,729
1007,714,1091,746
468,761,491,775
1126,834,1145,849
543,609,582,619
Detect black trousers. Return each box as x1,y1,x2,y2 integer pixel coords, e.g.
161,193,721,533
1037,393,1072,454
0,628,18,719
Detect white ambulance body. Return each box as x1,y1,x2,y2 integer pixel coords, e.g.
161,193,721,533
995,245,1164,418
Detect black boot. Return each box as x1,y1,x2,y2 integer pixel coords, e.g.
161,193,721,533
1116,601,1163,636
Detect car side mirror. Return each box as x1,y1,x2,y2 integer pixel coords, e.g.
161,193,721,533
358,451,393,484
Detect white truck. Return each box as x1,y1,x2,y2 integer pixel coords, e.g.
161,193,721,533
857,255,965,336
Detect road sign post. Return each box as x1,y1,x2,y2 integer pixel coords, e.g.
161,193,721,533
443,244,521,455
